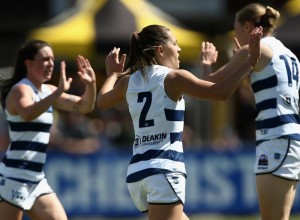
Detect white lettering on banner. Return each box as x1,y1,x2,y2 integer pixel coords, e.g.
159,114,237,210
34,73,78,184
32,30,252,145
203,156,236,206
185,153,257,209
43,152,300,215
236,155,257,206
186,156,233,208
45,156,136,213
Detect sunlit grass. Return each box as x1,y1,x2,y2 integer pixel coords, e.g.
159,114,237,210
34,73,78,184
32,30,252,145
72,214,300,220
190,215,300,220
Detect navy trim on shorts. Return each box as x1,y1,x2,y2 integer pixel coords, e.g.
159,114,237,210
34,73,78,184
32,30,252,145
163,172,184,206
148,201,181,206
256,139,290,176
1,175,41,184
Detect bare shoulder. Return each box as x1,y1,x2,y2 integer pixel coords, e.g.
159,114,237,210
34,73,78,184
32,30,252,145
166,69,198,88
10,83,33,96
6,83,33,114
166,69,191,81
165,69,195,101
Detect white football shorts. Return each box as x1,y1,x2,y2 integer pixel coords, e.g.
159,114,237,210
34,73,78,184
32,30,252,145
253,138,300,181
127,172,186,212
0,177,53,210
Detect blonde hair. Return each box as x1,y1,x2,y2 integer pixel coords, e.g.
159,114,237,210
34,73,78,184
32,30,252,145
236,3,280,36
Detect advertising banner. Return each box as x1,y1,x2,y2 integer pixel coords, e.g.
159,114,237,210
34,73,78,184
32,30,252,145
43,149,300,218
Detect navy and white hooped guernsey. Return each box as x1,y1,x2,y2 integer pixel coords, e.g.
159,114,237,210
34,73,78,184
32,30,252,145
126,65,186,183
251,37,300,144
0,78,53,183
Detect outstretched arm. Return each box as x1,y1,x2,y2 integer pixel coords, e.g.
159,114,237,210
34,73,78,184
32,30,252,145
200,28,261,84
167,27,263,101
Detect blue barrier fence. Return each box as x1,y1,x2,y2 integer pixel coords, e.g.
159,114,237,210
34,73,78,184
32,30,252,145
40,149,300,218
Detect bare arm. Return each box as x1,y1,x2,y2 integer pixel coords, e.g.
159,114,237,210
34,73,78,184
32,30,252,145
7,56,96,121
167,58,255,101
166,27,263,101
201,42,250,84
6,84,63,121
97,74,129,109
201,28,267,83
6,60,69,121
97,47,128,109
52,55,97,114
200,41,219,81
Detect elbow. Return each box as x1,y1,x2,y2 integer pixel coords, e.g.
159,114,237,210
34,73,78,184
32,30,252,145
81,99,96,114
96,98,115,110
77,97,97,114
97,102,104,110
80,105,94,114
96,100,110,110
96,96,108,110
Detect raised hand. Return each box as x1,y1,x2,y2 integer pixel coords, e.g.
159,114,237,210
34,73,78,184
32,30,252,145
76,55,96,85
105,47,127,77
201,42,218,65
248,26,263,66
57,61,73,94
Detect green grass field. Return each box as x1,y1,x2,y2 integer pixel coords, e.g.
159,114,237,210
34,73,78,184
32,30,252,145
189,215,300,220
72,214,300,220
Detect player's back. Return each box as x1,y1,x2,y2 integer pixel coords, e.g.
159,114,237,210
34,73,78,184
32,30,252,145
126,65,186,183
251,36,300,142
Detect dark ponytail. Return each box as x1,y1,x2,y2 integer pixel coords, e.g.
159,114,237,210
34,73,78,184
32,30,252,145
125,25,170,78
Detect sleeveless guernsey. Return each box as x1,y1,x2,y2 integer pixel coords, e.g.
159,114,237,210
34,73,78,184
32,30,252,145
251,37,300,144
126,65,186,183
0,78,53,183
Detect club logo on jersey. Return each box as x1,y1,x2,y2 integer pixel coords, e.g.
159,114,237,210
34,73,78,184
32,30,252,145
274,153,281,160
134,133,167,148
283,94,292,106
258,154,268,169
134,135,142,148
172,176,179,184
260,128,268,135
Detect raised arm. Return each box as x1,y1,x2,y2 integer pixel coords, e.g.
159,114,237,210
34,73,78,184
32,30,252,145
201,27,261,84
200,41,218,81
7,83,64,122
51,55,97,114
97,47,128,109
167,26,263,101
